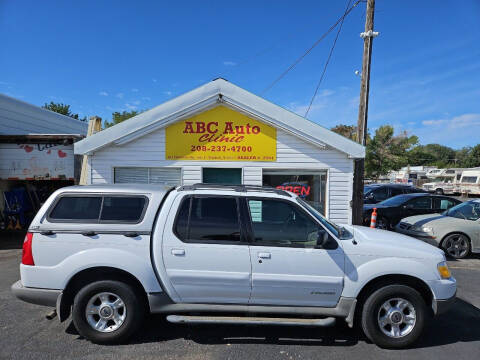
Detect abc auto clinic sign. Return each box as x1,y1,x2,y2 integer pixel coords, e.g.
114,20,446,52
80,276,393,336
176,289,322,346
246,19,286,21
165,106,276,161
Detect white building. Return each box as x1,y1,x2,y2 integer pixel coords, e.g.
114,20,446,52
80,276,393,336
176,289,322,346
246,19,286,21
75,79,365,224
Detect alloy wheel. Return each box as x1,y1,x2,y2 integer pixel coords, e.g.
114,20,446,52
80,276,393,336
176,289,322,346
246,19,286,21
85,292,126,333
377,297,416,338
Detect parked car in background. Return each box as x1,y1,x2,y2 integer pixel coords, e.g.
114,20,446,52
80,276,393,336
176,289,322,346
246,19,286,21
364,184,426,204
458,169,480,196
12,184,456,349
396,199,480,259
363,193,461,230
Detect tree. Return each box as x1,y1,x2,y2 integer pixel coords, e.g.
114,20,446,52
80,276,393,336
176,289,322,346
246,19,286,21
464,144,480,168
43,102,86,121
365,126,418,179
331,124,358,141
104,110,141,128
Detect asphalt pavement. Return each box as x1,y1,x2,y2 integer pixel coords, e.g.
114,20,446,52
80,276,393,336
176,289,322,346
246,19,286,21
0,249,479,360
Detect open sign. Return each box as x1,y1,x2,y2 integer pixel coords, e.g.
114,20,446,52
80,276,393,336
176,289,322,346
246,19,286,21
276,183,311,197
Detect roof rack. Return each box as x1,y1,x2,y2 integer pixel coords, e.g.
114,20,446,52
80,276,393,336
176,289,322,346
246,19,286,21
177,183,292,197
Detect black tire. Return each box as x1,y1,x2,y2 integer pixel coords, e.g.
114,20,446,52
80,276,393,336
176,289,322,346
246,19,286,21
435,188,444,195
72,280,145,344
361,285,427,349
376,217,390,230
441,233,471,259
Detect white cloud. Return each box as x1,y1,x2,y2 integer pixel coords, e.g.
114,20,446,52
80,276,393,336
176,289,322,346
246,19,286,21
125,103,137,110
116,93,124,99
152,78,157,83
131,88,139,92
416,113,480,147
163,91,172,96
223,61,237,66
142,96,151,101
132,100,141,105
99,91,108,96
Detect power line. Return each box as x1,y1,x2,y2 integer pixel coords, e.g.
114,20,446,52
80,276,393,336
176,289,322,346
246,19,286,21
261,0,362,95
305,0,353,117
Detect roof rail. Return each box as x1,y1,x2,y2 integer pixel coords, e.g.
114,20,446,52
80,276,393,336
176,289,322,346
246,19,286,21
177,183,292,197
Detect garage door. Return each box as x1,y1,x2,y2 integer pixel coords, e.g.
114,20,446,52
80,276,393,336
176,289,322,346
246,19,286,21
114,167,181,185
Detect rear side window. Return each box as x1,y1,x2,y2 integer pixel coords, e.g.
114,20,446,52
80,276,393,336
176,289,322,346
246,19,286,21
100,197,146,221
48,195,147,222
174,196,241,242
49,197,102,220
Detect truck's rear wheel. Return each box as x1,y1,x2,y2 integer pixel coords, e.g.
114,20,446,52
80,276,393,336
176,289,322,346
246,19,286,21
361,285,427,349
72,280,144,344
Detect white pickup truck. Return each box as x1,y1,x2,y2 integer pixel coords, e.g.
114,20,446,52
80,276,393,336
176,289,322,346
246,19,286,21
12,184,456,349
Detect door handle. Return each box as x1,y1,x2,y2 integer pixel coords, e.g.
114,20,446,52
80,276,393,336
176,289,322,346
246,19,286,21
123,232,139,237
40,230,55,236
258,252,271,259
81,231,96,237
171,249,185,256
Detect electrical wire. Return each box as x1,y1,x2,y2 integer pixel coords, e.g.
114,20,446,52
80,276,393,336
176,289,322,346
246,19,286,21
262,0,362,95
304,0,353,117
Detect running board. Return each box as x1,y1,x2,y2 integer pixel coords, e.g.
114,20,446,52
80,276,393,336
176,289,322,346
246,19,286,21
166,315,336,327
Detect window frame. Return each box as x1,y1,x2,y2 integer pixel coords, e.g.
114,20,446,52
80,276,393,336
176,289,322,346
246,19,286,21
244,196,338,250
172,194,248,245
46,193,149,224
405,196,432,210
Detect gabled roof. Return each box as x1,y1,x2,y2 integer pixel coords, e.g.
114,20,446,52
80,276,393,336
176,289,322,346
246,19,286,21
74,79,365,158
0,93,88,135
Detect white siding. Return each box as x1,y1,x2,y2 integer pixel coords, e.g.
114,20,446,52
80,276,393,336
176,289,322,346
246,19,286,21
90,128,353,224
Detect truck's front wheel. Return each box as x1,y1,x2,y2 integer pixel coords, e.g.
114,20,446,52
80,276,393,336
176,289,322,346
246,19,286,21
72,280,145,344
361,285,427,349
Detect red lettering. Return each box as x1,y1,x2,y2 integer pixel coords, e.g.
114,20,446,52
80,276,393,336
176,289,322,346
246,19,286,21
235,136,244,143
183,122,194,133
293,186,301,194
245,123,251,134
207,122,218,133
235,125,245,134
251,126,260,134
223,122,234,134
196,122,206,133
301,186,311,196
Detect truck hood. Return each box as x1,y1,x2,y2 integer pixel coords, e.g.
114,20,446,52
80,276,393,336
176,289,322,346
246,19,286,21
343,225,444,260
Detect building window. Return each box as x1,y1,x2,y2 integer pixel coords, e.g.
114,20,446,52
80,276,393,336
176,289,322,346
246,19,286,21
114,167,181,185
262,170,327,215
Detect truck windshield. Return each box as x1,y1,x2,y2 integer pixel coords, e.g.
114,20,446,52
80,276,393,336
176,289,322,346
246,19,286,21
297,198,353,240
444,201,480,221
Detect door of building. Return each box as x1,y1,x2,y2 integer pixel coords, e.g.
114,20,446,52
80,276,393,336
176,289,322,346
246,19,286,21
202,168,242,184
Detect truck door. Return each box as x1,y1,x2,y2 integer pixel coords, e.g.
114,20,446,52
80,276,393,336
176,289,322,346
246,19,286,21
246,198,344,307
162,194,251,304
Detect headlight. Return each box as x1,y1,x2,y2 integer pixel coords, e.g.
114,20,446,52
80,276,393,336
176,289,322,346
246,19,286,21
411,225,434,234
437,261,451,279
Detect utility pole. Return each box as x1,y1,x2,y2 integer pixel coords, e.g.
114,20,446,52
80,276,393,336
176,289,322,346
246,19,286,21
352,0,378,225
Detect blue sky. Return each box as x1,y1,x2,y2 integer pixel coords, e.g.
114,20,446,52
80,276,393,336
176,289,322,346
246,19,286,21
1,0,479,148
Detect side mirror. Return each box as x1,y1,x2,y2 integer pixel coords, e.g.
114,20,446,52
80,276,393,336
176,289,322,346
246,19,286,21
317,230,329,247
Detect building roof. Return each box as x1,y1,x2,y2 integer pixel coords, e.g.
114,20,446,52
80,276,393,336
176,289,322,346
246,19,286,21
0,93,88,136
74,78,365,158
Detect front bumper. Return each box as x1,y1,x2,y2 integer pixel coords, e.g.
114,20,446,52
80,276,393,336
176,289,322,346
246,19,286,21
11,280,62,307
432,291,456,315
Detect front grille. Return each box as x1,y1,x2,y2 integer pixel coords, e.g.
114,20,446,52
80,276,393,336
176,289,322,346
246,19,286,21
398,222,411,230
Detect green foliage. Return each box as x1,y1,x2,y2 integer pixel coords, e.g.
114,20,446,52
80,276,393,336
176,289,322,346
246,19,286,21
365,126,418,179
43,101,86,121
331,123,480,178
331,124,358,141
104,110,141,128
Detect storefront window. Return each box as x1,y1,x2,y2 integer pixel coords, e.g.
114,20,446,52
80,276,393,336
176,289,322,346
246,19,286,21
262,170,327,215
